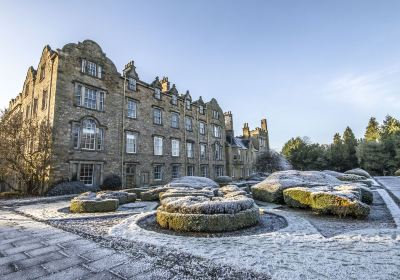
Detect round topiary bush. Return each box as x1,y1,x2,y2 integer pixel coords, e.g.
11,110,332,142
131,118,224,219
100,174,122,191
156,187,260,232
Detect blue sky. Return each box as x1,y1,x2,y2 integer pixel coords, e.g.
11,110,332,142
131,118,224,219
1,0,400,150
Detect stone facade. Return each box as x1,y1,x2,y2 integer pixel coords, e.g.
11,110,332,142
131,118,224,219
224,112,270,180
6,40,227,191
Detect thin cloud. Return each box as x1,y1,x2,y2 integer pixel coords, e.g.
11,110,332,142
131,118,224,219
323,66,400,109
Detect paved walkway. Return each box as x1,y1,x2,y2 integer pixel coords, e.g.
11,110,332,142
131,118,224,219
375,176,400,204
0,210,171,280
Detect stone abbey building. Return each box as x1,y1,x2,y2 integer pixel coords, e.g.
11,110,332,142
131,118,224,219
5,40,269,191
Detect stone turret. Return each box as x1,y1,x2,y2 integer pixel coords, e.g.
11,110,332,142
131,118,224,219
224,111,234,139
243,123,250,138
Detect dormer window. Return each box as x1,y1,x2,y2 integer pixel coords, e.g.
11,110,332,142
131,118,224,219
154,88,161,99
81,59,102,78
171,95,178,105
199,105,205,114
128,78,137,91
186,99,191,110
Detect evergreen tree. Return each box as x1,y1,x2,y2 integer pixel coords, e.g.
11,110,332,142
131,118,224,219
364,117,380,142
329,133,345,171
357,140,388,175
380,115,400,139
342,127,358,170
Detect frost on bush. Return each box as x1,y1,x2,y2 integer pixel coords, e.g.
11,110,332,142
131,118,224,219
344,168,372,178
142,177,219,201
46,181,98,196
283,186,370,218
69,190,137,213
251,170,373,218
165,176,219,189
156,187,260,232
255,150,292,173
215,176,233,186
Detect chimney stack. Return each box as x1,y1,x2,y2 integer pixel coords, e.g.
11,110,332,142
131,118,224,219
243,123,250,138
261,118,268,131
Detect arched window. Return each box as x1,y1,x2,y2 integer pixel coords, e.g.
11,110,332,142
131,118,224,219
72,119,104,151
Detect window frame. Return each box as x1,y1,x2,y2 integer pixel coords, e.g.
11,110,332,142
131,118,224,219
185,116,193,131
126,132,138,154
154,136,163,156
127,99,138,119
171,139,180,157
186,142,194,158
153,108,162,125
154,165,163,181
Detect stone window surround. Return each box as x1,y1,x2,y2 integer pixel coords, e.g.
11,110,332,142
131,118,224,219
153,164,164,181
154,88,161,100
127,98,139,119
153,135,164,156
199,122,206,135
128,77,137,91
70,117,106,152
185,116,193,132
171,138,180,157
172,165,181,179
186,141,195,158
200,143,207,159
73,81,107,112
125,131,139,154
69,160,104,186
152,106,164,126
81,58,103,79
170,111,180,129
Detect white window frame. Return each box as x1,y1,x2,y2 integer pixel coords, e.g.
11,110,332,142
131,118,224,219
172,165,180,179
154,88,161,99
153,108,162,125
80,164,94,186
154,165,163,181
186,142,194,158
213,125,222,138
126,132,137,154
128,78,137,91
171,139,180,157
171,112,180,128
187,166,195,176
199,122,206,135
154,136,163,156
127,99,137,118
200,144,207,159
215,166,224,177
171,95,178,105
185,99,191,110
185,116,193,131
215,143,223,160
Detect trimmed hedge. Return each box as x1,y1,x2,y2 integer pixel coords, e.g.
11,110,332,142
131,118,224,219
157,207,260,232
70,199,119,213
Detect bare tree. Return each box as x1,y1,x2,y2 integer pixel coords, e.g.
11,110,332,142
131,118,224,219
0,109,53,194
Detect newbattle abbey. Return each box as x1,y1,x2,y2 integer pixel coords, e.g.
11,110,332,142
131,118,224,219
5,40,269,191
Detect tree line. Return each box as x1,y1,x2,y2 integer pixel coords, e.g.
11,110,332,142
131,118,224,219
281,115,400,175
